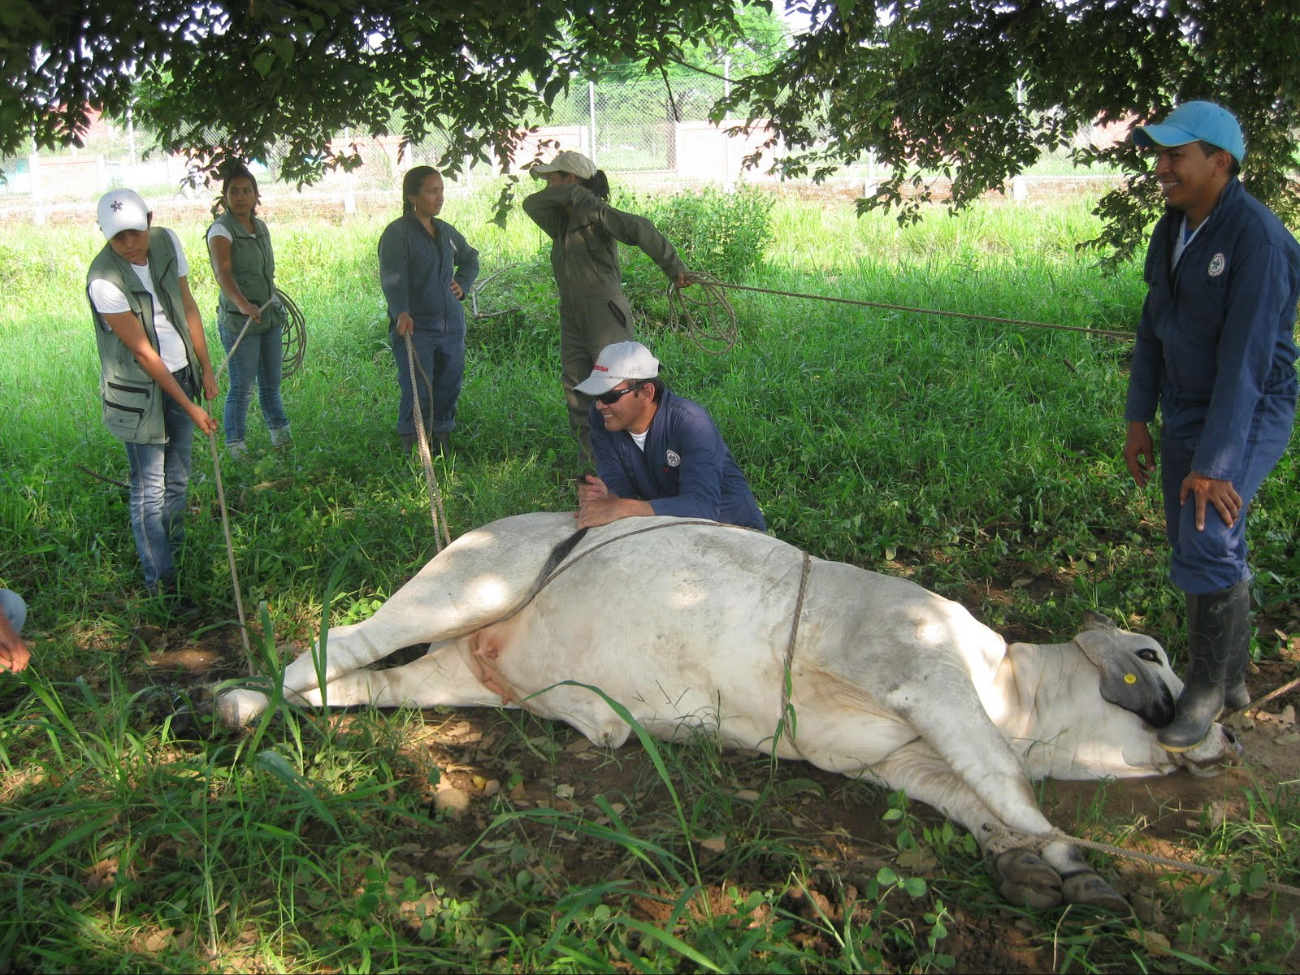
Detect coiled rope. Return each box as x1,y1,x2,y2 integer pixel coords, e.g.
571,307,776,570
276,288,308,378
664,270,1135,352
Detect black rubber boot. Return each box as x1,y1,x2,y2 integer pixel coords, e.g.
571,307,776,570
434,431,451,457
400,432,417,454
1158,581,1249,752
1222,580,1253,711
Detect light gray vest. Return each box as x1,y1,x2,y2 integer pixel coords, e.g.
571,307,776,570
86,229,201,444
212,211,280,335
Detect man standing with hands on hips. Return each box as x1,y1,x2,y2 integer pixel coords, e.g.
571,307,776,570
1124,101,1300,751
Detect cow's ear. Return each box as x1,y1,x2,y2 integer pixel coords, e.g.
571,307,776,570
1080,610,1120,632
1074,630,1176,728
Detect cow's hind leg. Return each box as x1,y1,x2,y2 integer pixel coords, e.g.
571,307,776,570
864,741,1127,912
217,615,462,725
292,646,510,711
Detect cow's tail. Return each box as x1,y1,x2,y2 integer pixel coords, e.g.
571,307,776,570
496,528,589,624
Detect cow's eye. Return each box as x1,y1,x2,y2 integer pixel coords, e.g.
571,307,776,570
1137,648,1159,663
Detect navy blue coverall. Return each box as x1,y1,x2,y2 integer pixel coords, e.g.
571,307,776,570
1125,177,1300,594
378,213,479,436
588,388,766,531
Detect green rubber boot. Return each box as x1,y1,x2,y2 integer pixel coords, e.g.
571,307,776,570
1158,580,1250,752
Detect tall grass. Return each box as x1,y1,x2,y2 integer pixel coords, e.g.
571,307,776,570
1,184,1297,971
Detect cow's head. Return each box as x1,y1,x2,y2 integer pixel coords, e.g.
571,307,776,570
1071,611,1238,778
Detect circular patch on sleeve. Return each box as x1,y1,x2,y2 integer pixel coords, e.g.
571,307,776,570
1208,253,1226,276
666,450,681,467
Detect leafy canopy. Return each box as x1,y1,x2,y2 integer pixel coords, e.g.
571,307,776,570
721,0,1300,262
4,0,1300,258
0,0,749,183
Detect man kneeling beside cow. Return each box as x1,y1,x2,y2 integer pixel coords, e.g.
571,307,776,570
217,513,1237,912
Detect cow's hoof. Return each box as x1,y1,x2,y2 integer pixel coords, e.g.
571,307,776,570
992,849,1063,911
1060,871,1131,913
215,688,270,727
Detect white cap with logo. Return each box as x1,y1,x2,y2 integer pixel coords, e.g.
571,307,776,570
573,341,660,395
97,189,151,239
531,150,597,181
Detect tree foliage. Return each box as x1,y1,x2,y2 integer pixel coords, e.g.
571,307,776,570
720,0,1300,263
0,0,748,183
4,0,1300,259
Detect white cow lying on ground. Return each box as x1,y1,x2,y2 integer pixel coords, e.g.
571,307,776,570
218,513,1236,911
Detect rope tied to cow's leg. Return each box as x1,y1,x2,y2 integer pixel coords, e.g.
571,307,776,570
1066,835,1300,898
403,331,451,551
1028,828,1300,899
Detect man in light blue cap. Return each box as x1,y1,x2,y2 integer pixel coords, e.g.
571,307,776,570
1123,101,1300,751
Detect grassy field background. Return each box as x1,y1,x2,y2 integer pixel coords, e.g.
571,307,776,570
0,185,1296,971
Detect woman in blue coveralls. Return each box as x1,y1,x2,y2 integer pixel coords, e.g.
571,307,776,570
378,167,480,455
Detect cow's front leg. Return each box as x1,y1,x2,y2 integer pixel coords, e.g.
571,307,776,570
985,832,1129,914
866,741,1125,912
884,684,1130,912
866,742,1061,909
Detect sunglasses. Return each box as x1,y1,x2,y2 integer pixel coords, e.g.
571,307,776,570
594,381,647,405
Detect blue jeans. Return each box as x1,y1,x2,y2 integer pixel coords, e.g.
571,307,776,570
220,323,288,444
0,590,25,634
1161,392,1296,594
390,324,463,436
124,367,196,592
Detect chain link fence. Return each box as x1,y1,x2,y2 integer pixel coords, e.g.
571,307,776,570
0,70,1121,224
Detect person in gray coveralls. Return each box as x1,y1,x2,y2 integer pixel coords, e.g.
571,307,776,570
523,151,691,460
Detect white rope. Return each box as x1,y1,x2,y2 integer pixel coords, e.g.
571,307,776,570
204,297,276,668
402,332,452,551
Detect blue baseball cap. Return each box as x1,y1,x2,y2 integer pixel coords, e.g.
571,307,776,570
1132,101,1245,162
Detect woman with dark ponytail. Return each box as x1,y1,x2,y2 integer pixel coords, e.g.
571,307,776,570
378,166,479,455
523,151,690,460
208,162,290,459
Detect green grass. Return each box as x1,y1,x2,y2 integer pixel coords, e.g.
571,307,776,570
1,185,1297,972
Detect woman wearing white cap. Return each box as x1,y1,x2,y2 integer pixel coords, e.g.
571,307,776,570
523,151,691,459
86,188,218,612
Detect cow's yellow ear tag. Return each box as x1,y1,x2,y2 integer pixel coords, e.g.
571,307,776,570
1124,673,1138,684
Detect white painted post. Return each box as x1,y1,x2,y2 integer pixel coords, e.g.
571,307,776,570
1012,175,1028,201
29,148,45,226
588,80,598,164
127,105,137,168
